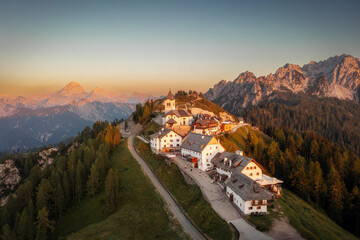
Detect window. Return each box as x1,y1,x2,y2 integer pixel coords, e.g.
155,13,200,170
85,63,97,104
170,144,173,147
250,167,252,170
254,166,256,169
164,145,166,147
256,172,259,176
177,139,179,142
246,167,249,170
164,140,166,142
257,206,261,210
170,139,173,142
250,173,253,176
249,207,252,210
177,144,179,146
170,134,172,137
206,153,208,156
210,147,212,150
216,146,218,149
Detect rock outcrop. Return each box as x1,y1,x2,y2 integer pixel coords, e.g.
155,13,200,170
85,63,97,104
0,160,21,206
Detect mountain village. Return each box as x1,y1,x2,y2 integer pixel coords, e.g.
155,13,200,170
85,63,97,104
148,90,283,216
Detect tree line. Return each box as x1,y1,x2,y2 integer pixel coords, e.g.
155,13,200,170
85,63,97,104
243,92,360,155
0,121,122,240
244,126,360,236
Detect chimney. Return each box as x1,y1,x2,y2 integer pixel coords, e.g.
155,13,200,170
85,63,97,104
230,159,232,167
236,150,244,156
202,135,204,139
224,157,228,164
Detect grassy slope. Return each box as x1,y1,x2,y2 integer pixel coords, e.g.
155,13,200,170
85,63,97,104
218,125,272,153
54,140,189,240
140,121,160,139
134,137,235,240
277,189,357,240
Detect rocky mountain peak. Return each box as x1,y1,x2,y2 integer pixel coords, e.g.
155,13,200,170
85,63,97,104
234,71,257,84
205,54,360,115
58,81,86,96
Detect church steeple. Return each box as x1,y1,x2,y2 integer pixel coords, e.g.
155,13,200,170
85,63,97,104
165,89,175,100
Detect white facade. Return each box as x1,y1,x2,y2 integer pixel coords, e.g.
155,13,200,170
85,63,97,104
181,139,224,171
226,186,268,215
241,161,263,181
163,114,193,126
163,99,175,113
150,130,182,152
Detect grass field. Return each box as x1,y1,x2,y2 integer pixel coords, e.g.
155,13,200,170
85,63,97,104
53,139,189,240
134,137,235,240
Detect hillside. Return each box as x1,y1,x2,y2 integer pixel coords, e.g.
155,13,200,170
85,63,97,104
243,92,360,155
0,122,188,240
205,54,360,115
221,126,358,240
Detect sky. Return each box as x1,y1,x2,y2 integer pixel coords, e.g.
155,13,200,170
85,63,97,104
0,0,359,96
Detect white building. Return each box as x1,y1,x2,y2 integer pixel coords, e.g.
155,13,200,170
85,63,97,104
163,90,176,114
162,109,194,126
150,128,182,152
225,172,273,215
211,151,283,195
180,133,224,171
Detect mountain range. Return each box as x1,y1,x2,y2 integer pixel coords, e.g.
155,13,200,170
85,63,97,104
0,81,153,118
205,54,360,115
0,82,152,152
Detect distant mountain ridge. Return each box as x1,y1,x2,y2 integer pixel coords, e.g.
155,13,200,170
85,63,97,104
0,81,154,118
0,82,148,152
205,54,360,115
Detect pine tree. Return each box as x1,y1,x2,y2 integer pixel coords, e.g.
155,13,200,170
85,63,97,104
289,156,309,198
36,179,52,212
75,160,84,202
113,125,121,146
1,224,16,240
308,161,324,206
62,172,70,207
54,183,64,216
104,169,121,211
326,165,344,224
86,164,100,196
17,207,30,240
27,200,35,240
104,125,114,145
35,207,55,240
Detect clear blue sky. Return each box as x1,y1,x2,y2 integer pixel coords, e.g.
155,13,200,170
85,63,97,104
0,0,359,95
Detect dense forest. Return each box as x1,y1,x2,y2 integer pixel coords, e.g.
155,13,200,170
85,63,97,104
243,92,360,155
243,126,360,236
0,121,122,240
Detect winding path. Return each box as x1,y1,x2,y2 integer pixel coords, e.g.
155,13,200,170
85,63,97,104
127,135,206,240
